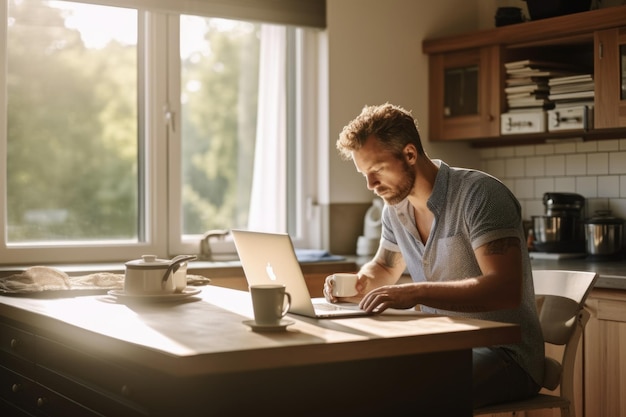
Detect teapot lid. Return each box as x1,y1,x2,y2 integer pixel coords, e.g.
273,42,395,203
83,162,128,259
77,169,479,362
125,254,171,268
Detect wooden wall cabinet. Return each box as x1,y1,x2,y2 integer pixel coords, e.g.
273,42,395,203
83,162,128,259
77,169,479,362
423,6,626,145
428,46,502,141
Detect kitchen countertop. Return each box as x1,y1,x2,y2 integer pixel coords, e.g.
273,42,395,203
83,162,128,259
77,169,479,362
352,255,626,291
0,258,358,279
529,256,626,290
2,254,624,291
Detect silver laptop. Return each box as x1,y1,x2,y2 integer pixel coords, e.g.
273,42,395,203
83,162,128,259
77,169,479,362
231,229,370,318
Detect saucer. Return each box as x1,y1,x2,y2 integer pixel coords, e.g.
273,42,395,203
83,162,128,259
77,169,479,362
107,287,201,302
242,319,295,332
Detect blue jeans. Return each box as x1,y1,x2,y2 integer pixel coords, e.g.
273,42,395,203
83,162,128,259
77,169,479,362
473,347,541,408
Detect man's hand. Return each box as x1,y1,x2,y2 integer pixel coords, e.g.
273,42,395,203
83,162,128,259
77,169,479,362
359,283,420,313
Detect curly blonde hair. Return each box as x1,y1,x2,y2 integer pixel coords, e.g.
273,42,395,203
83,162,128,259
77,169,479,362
336,103,424,161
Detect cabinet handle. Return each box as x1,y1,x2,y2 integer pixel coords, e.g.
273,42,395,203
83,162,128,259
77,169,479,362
11,383,22,393
121,384,132,397
599,41,603,60
10,338,21,350
37,397,48,407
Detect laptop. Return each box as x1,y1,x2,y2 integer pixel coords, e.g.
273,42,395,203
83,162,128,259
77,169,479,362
231,229,370,318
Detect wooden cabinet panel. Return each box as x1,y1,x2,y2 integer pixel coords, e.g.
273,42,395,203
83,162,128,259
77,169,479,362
594,27,626,128
584,291,626,417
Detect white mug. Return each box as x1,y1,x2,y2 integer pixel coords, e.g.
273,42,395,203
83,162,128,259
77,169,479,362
330,273,359,297
249,284,292,326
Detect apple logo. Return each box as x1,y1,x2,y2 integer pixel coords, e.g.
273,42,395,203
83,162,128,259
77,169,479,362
265,262,277,281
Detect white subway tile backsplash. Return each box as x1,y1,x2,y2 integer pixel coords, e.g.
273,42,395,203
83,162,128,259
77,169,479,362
609,152,626,174
598,140,619,152
479,148,496,159
545,155,565,176
515,145,535,156
566,154,587,176
525,156,545,177
535,143,554,155
598,176,620,198
576,176,597,197
480,140,625,220
553,142,577,154
496,147,515,158
534,178,554,198
506,157,526,178
576,141,597,153
587,152,609,175
514,178,534,199
554,177,576,192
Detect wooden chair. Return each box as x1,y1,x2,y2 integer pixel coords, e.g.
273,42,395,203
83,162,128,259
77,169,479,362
474,269,598,417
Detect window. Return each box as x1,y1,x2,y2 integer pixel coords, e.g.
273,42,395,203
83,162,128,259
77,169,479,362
0,0,325,264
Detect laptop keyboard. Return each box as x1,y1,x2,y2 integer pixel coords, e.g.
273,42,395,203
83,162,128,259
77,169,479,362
314,302,361,311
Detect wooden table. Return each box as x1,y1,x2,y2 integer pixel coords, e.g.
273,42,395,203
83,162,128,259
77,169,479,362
0,286,520,417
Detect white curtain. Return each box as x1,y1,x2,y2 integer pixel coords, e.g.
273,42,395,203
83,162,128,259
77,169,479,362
247,25,286,232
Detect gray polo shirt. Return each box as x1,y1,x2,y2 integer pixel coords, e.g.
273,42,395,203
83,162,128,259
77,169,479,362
380,160,544,385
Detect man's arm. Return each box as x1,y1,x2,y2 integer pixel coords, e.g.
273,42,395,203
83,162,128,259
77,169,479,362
359,237,523,313
324,245,406,303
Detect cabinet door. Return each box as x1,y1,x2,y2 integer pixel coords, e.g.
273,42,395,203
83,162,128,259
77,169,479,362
584,294,626,417
594,27,626,128
428,45,502,141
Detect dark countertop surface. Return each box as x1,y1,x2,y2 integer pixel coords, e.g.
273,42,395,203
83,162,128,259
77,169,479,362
529,256,626,290
352,254,626,291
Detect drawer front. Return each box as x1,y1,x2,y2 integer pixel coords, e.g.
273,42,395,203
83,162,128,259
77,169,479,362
1,365,99,417
0,322,36,375
35,335,149,416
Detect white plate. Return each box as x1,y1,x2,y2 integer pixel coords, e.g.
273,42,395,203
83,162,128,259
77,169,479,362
108,287,201,302
242,319,295,332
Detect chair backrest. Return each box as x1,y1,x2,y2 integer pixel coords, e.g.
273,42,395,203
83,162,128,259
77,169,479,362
533,270,598,345
532,270,598,398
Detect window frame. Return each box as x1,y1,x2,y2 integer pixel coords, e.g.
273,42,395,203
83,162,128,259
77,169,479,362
0,1,324,265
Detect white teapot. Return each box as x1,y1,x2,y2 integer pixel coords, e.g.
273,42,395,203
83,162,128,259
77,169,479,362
124,254,196,295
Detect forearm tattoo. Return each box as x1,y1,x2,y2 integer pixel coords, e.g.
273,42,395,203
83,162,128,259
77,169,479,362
381,249,400,268
484,237,520,255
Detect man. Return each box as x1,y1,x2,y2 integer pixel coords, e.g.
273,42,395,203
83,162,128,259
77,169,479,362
324,103,544,408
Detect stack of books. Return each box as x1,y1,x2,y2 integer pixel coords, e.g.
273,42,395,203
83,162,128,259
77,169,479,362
548,74,594,108
504,60,586,111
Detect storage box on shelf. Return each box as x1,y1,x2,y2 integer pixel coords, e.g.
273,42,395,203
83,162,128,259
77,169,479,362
422,6,626,146
548,105,593,131
500,111,546,135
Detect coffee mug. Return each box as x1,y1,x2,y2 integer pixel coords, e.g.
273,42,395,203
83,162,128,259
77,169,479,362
330,273,359,297
249,284,292,326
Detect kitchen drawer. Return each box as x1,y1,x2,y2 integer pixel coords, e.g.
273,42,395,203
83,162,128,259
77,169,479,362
1,365,99,417
35,335,149,416
1,395,36,417
0,321,36,375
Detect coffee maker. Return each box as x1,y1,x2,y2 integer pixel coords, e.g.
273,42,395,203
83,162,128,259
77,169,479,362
531,192,585,253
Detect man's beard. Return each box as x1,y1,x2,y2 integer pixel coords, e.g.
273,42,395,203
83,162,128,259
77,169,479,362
376,160,415,205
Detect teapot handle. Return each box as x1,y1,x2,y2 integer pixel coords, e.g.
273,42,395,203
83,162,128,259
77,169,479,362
161,255,197,289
